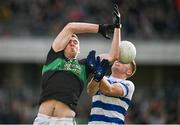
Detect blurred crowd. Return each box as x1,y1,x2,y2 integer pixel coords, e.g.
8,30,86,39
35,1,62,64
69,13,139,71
126,86,180,124
0,0,180,38
0,81,38,123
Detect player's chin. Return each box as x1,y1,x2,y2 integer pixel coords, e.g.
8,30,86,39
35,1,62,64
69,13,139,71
71,49,78,53
71,51,78,57
71,48,78,52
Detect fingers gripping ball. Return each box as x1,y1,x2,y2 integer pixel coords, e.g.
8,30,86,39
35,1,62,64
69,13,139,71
119,41,136,64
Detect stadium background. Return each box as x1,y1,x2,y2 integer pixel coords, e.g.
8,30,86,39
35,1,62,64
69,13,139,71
0,0,179,124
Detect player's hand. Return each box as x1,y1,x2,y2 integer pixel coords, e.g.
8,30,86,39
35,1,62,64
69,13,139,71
98,24,114,39
86,50,96,72
113,4,121,28
93,56,109,82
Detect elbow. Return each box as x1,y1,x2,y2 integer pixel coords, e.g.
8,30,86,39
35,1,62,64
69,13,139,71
66,22,74,27
65,22,77,32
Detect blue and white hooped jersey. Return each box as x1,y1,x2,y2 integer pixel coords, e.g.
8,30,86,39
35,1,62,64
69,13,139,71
88,75,135,125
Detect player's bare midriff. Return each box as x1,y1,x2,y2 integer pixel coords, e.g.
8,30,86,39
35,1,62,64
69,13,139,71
38,99,76,118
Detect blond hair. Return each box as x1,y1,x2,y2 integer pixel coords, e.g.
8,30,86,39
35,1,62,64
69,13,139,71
128,60,136,78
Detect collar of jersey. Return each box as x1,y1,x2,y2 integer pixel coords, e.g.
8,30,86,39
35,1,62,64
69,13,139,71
109,75,124,83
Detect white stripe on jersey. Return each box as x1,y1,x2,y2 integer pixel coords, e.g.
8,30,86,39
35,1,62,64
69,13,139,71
93,94,129,110
118,83,128,97
90,107,125,121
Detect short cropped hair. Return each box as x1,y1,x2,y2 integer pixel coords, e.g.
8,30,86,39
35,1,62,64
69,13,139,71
72,34,78,40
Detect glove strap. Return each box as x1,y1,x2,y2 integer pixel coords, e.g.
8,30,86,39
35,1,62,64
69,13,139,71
93,70,104,82
93,77,99,82
98,24,104,33
114,23,122,28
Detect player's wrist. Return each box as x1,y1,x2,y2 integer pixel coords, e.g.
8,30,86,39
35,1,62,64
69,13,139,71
98,24,105,34
93,70,104,82
113,16,121,28
93,77,102,82
114,23,122,28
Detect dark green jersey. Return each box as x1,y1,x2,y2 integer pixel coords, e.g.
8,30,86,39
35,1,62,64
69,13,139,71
39,47,90,112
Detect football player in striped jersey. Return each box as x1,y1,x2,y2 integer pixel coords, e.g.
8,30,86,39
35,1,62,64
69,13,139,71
87,60,136,125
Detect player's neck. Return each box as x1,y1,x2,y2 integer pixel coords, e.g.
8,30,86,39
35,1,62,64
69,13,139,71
111,73,126,80
64,53,76,60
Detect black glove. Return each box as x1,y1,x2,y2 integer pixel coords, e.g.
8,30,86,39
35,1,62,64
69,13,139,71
113,4,121,28
98,24,115,39
93,56,109,82
112,0,121,5
86,50,96,72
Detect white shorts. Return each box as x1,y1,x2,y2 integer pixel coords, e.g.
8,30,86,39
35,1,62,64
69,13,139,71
33,113,76,125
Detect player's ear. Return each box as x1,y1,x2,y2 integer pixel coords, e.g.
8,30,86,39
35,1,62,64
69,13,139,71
126,69,132,77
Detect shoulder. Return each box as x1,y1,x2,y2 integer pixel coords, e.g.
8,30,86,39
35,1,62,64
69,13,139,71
121,80,135,99
45,47,65,64
49,47,64,55
78,58,86,64
121,80,135,91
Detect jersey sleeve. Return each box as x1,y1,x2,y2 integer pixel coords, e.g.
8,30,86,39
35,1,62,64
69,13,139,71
45,47,64,65
118,80,135,99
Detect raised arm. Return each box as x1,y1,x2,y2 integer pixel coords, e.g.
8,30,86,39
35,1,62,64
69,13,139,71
87,5,122,95
52,22,99,52
99,5,121,63
100,28,120,62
